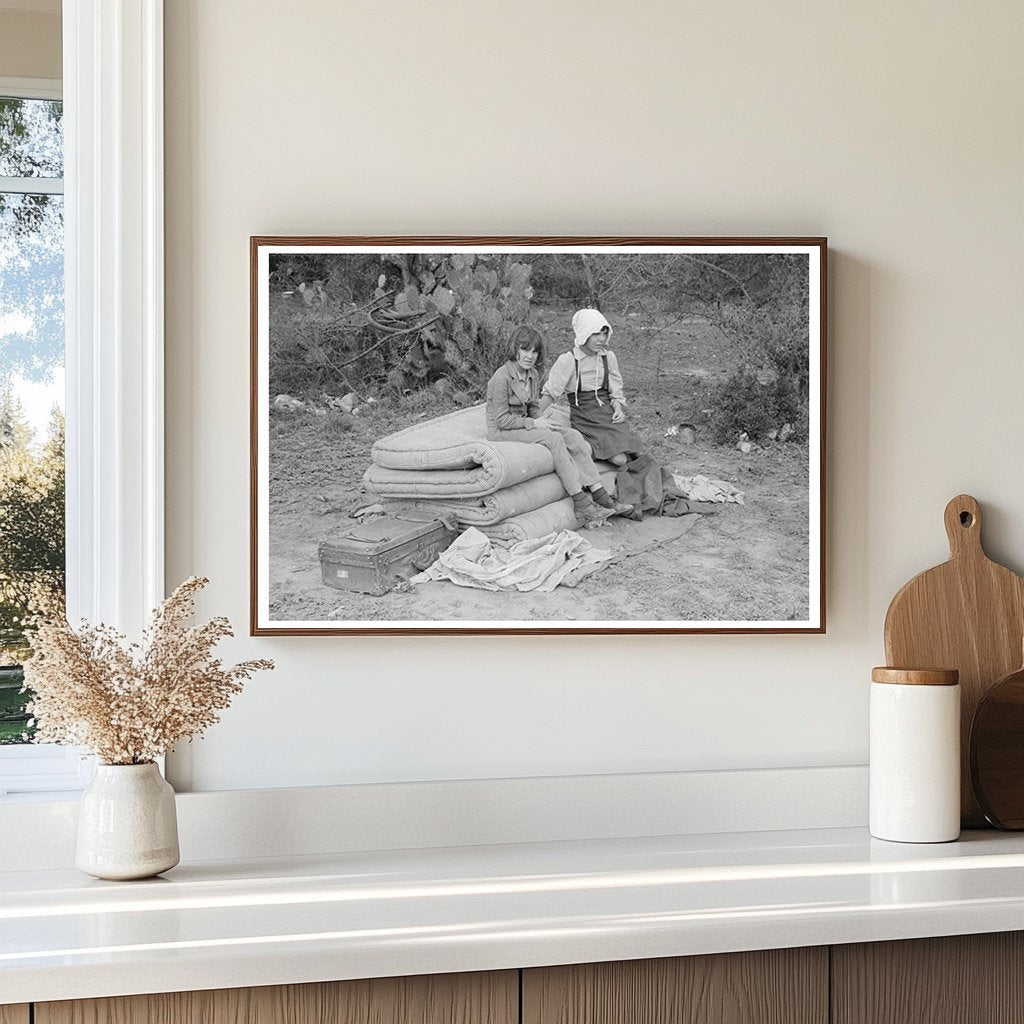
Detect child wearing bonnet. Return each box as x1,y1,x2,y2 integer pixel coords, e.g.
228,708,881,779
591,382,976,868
538,308,643,467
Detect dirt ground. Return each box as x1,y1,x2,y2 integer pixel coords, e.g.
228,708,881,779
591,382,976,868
266,312,811,625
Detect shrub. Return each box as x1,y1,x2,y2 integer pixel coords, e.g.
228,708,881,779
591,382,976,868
708,366,806,443
709,368,774,442
525,255,591,306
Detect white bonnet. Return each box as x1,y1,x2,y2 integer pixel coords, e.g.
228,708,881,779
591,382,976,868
571,308,613,349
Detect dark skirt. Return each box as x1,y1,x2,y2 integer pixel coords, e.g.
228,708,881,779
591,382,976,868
569,389,644,461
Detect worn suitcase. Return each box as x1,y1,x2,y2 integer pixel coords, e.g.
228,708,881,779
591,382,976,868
318,514,458,596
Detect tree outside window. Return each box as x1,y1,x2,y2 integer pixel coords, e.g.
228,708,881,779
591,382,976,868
0,94,65,744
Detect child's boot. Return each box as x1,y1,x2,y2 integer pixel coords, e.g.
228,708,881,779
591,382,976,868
589,486,633,516
571,491,615,528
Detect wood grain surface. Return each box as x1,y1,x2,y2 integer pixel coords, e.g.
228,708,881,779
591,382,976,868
0,1007,29,1024
970,654,1024,827
871,667,959,686
522,949,828,1024
36,971,517,1024
884,494,1024,826
832,932,1024,1024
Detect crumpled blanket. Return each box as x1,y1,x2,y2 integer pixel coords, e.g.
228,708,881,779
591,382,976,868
411,527,612,593
669,473,745,504
616,455,665,514
615,455,692,518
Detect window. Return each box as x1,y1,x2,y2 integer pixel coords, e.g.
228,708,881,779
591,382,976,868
0,79,83,794
0,89,65,728
0,89,65,712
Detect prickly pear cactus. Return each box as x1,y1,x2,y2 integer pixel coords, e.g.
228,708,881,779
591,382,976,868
383,253,534,392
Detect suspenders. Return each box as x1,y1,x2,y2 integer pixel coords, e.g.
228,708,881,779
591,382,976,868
572,354,610,407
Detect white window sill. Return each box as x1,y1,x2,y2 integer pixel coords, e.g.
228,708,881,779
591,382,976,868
0,790,85,804
0,746,95,801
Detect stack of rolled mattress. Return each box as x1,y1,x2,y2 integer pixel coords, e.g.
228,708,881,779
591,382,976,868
363,404,614,542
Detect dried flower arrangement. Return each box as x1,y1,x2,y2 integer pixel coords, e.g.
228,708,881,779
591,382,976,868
23,577,273,765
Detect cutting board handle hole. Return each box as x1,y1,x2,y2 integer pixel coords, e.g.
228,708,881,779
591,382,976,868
960,511,974,527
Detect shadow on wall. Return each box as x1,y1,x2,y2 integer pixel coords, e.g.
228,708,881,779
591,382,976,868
826,249,872,639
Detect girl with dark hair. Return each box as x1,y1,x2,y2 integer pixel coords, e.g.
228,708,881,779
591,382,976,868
485,325,630,527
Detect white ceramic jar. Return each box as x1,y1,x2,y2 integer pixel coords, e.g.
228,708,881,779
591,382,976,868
76,762,180,880
870,667,961,843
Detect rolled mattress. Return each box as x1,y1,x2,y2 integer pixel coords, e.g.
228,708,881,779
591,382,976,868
365,402,595,500
365,404,555,499
382,470,619,526
372,404,501,471
476,497,580,543
364,446,555,499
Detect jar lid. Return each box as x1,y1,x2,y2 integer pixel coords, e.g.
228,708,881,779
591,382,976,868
871,667,959,686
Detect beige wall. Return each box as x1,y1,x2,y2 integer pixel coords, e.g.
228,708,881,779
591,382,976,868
0,9,60,80
164,0,1024,791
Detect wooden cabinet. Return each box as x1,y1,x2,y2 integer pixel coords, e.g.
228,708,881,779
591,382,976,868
832,932,1024,1024
13,933,1024,1024
522,948,828,1024
34,971,517,1024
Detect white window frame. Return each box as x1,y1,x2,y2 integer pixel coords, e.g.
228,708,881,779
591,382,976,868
0,0,164,797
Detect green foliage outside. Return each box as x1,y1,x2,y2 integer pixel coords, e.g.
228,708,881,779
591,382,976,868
0,395,65,743
0,96,63,231
0,664,28,743
0,94,67,743
1,97,65,386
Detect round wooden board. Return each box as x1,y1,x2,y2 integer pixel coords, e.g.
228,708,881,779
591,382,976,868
971,663,1024,829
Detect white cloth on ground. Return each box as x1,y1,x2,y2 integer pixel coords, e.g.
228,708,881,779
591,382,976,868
669,473,745,504
411,527,612,593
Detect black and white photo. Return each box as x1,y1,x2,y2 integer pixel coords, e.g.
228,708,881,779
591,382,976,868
251,238,825,634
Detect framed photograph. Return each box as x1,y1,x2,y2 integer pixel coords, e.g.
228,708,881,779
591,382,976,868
251,236,826,635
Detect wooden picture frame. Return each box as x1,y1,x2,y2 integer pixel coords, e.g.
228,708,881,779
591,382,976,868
251,236,826,635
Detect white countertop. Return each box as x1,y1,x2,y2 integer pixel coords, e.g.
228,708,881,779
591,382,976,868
4,826,1024,1005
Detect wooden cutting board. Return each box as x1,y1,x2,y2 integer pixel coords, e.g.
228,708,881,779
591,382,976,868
884,494,1024,826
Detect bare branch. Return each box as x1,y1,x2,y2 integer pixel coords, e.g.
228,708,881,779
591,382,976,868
678,255,754,303
335,315,441,370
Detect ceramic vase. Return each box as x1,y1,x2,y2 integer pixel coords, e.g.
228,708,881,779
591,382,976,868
869,668,961,843
76,762,180,880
